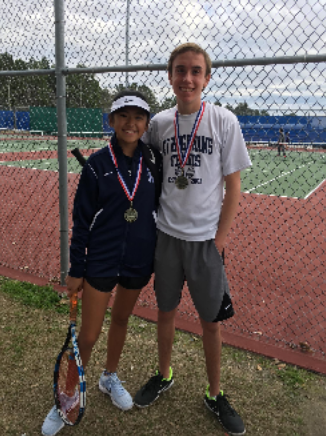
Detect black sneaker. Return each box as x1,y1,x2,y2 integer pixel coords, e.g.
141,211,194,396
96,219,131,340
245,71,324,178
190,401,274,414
204,388,246,436
134,368,174,407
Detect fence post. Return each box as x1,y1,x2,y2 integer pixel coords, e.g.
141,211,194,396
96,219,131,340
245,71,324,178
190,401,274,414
54,0,69,285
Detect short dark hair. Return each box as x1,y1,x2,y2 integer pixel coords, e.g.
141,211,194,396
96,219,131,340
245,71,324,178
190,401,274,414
167,43,212,76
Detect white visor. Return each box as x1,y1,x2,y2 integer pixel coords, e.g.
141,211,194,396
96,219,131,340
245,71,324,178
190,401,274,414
110,96,150,114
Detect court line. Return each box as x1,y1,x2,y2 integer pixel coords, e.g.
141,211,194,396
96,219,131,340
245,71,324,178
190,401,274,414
304,178,326,199
244,162,313,194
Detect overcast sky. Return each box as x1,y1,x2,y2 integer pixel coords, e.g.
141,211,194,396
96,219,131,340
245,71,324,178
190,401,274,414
1,0,326,114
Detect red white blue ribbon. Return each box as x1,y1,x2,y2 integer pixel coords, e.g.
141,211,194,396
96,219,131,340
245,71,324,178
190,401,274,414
174,102,206,169
107,142,143,202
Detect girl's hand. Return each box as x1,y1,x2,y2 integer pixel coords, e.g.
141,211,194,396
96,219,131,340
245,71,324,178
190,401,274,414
65,275,83,298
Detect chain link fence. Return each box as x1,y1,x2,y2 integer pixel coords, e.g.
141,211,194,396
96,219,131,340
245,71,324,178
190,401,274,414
1,0,325,373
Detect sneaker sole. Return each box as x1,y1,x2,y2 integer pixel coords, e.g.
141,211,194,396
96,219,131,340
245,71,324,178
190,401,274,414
41,417,65,436
204,398,246,436
99,382,133,411
41,406,65,436
42,425,65,436
134,379,174,408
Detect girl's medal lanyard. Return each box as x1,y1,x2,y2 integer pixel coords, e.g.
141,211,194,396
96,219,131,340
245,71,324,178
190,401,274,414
108,142,143,223
174,101,206,190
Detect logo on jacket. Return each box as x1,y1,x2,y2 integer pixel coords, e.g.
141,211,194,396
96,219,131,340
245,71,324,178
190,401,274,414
147,168,154,183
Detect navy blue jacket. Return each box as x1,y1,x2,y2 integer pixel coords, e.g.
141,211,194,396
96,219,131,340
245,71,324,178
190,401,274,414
69,135,160,278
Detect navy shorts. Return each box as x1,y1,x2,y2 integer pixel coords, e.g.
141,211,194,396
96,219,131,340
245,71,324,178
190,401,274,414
85,275,152,293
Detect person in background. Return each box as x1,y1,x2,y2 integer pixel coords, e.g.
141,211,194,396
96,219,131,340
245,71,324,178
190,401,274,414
278,127,286,157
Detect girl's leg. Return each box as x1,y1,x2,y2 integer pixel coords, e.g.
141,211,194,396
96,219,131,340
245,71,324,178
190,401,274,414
78,280,112,369
105,285,141,372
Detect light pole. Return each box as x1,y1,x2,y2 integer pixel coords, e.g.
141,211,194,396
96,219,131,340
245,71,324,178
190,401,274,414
125,0,130,88
80,76,83,107
7,77,11,111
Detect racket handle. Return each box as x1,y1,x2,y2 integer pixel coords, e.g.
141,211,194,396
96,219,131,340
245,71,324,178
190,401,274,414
70,293,78,322
71,148,87,167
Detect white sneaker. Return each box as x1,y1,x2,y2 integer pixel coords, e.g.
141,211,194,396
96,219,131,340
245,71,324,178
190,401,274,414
41,406,64,436
99,371,133,411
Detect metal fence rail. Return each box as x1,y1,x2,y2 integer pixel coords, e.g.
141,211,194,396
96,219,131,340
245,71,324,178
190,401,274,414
0,0,325,373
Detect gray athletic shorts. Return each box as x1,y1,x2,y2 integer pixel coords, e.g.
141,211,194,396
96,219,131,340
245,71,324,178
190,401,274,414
154,231,234,323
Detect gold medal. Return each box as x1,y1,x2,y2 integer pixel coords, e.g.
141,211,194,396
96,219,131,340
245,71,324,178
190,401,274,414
175,175,188,189
174,102,205,190
108,143,142,223
124,202,138,222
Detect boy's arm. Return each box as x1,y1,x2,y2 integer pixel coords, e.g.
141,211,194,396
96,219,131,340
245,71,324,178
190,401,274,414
215,170,241,255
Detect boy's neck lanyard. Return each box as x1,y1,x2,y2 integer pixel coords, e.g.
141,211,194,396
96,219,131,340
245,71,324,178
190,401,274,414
107,142,143,223
174,102,206,189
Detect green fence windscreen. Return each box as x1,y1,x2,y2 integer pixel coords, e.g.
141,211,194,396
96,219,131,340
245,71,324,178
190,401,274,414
30,107,103,137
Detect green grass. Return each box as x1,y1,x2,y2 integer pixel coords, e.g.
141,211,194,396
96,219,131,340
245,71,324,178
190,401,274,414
0,276,79,314
1,276,326,435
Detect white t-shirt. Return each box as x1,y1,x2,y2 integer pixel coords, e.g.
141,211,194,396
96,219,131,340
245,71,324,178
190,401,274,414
142,102,252,241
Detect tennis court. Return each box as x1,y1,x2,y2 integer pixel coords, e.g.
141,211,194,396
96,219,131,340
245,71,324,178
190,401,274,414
1,136,325,199
0,134,325,372
0,134,106,170
245,146,326,198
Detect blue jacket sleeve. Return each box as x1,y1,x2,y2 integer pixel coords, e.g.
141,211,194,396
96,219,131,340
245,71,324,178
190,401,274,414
69,161,99,277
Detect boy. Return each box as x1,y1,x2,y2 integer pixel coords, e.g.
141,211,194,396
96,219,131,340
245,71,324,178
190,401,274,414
133,43,251,436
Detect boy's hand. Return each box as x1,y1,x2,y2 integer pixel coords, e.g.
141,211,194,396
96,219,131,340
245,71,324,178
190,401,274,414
214,238,225,257
65,275,83,297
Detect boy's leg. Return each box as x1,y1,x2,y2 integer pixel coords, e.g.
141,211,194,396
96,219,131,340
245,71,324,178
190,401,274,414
155,232,183,378
201,318,246,436
105,284,141,372
158,307,178,378
78,279,112,368
134,231,182,407
200,318,222,397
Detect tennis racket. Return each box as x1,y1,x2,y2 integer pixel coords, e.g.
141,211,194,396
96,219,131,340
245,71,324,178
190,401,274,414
53,293,86,425
71,148,87,167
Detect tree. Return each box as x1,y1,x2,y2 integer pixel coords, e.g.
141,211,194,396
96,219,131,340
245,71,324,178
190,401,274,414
225,103,234,113
0,53,15,109
224,101,269,116
113,83,160,113
26,57,55,107
100,88,114,113
160,96,177,111
66,64,102,108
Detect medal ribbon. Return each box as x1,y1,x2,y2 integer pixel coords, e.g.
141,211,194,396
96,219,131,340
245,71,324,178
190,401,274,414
107,142,143,202
174,101,206,169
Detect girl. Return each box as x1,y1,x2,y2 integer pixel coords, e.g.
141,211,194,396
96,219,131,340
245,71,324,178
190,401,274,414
42,90,161,436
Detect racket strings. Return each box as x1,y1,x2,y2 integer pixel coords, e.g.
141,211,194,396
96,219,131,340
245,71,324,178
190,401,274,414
57,349,81,424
